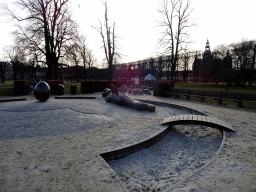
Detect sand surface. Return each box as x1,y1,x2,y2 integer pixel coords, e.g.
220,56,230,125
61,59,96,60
108,125,222,191
0,94,256,191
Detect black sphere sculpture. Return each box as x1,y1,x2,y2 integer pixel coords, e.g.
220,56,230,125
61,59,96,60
34,81,51,101
57,84,64,95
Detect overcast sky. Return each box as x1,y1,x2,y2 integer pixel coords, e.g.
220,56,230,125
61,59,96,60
0,0,256,65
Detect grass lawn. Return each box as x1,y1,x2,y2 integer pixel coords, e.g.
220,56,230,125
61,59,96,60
0,81,82,96
186,94,256,108
64,82,81,86
64,85,81,95
0,88,14,96
63,82,81,94
0,81,15,96
175,83,256,94
0,82,14,88
0,82,81,88
1,81,256,96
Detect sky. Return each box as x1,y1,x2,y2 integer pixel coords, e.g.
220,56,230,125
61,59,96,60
0,0,256,65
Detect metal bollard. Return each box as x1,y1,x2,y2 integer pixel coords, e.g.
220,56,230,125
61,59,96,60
71,85,76,95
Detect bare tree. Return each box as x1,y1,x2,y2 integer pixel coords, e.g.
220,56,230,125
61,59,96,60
156,56,164,80
178,51,189,82
4,45,26,80
26,48,43,81
92,1,122,81
0,61,7,83
66,44,80,67
157,0,195,80
212,44,229,60
76,35,96,79
251,44,256,85
65,34,96,80
230,40,256,86
3,0,78,80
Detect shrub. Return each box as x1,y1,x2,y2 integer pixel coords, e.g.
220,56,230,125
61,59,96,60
47,80,64,94
153,80,174,96
14,80,30,96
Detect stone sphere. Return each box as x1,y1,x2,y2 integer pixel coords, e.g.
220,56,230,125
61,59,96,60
57,84,64,95
34,81,51,101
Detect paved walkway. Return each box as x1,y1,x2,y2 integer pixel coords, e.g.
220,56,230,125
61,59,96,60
0,93,255,191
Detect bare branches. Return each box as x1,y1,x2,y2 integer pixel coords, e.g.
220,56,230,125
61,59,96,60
3,0,78,79
157,0,196,80
92,1,122,80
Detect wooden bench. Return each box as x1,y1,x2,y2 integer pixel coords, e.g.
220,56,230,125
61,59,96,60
214,95,223,105
161,115,235,132
200,91,224,105
162,88,256,108
162,91,180,98
143,89,151,95
180,90,191,100
231,93,256,108
197,91,206,102
169,93,180,99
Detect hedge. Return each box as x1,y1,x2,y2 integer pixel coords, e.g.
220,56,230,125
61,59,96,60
153,80,175,96
47,80,64,94
14,80,31,96
81,80,160,94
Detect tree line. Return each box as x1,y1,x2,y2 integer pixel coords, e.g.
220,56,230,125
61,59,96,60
114,39,256,87
1,0,97,82
0,0,195,82
0,0,255,87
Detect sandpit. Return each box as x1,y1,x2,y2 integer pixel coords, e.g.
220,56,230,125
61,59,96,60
0,94,255,191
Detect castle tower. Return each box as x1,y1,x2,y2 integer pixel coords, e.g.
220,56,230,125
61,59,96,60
203,39,212,61
204,39,211,56
202,39,214,81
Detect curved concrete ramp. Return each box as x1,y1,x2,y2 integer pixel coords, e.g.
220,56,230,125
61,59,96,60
161,115,235,132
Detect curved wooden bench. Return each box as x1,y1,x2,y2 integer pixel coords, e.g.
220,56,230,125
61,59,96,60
100,115,234,161
161,115,235,132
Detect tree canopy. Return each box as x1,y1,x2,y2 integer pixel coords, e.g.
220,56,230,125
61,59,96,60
3,0,78,79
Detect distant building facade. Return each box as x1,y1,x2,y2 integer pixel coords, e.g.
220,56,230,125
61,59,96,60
193,39,232,83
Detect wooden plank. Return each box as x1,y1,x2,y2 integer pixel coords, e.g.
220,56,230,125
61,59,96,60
215,119,223,126
192,115,198,121
202,116,207,121
206,117,213,123
211,117,217,124
179,115,184,120
175,116,180,121
197,116,203,121
163,116,175,123
161,115,235,132
188,115,193,120
184,115,189,120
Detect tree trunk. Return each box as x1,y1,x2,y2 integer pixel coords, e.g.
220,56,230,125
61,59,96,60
13,62,18,80
31,64,34,80
109,60,113,81
54,63,58,80
249,45,256,85
171,59,177,80
47,63,53,80
0,63,5,83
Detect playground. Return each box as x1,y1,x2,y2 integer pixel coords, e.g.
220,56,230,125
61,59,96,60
0,93,256,191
